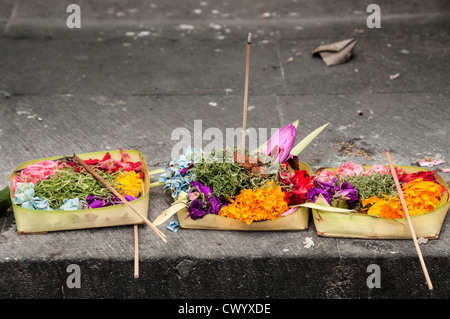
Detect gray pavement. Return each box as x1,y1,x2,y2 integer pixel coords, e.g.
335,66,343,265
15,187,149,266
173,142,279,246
0,0,449,300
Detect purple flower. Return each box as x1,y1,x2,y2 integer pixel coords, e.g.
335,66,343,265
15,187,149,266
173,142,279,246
334,182,358,200
186,199,212,220
265,123,296,164
306,178,359,209
307,187,332,205
333,182,359,208
86,194,136,208
180,163,194,176
307,178,337,204
187,181,223,219
316,178,337,193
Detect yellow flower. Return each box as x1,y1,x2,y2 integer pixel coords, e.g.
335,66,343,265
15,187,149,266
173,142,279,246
218,182,288,224
115,171,143,198
363,178,442,219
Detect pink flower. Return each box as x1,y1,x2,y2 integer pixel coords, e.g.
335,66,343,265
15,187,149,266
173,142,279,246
115,148,142,172
99,157,116,171
280,207,298,217
335,162,364,178
120,148,132,162
188,191,200,200
316,169,336,183
363,164,390,176
417,159,444,167
265,123,296,164
13,160,59,190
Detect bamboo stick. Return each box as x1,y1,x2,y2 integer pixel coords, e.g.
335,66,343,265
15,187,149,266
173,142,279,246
73,155,167,243
385,151,433,290
240,32,252,154
134,224,139,278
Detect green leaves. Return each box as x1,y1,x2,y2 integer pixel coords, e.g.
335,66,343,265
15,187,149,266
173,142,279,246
290,122,330,157
0,186,12,213
340,173,397,200
34,166,118,210
192,148,278,200
296,202,355,213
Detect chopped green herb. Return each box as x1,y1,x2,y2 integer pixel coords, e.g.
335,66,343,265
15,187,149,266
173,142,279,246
34,165,119,210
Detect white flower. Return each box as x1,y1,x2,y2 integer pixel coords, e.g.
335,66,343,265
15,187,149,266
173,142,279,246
303,237,314,249
418,237,428,245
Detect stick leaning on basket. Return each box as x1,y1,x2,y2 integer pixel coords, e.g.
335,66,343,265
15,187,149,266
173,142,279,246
385,151,433,290
73,155,167,243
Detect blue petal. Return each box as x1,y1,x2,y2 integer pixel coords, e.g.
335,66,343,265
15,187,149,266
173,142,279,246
59,198,80,211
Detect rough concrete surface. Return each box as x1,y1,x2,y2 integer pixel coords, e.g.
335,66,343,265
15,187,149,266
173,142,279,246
0,0,449,302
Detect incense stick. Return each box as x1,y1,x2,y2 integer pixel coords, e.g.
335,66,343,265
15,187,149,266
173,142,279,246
385,151,433,290
240,32,252,153
73,155,167,243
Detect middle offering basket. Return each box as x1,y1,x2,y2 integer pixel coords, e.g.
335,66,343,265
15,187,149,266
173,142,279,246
153,121,330,231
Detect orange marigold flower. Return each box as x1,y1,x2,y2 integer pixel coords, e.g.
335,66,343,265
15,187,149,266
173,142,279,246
364,178,442,219
218,182,288,224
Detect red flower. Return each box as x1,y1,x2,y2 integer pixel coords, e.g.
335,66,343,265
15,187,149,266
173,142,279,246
101,152,112,162
398,170,438,185
278,166,315,205
61,149,142,173
84,159,99,165
96,149,142,173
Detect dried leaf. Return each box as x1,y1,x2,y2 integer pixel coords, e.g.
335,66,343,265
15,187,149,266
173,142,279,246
312,38,357,66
